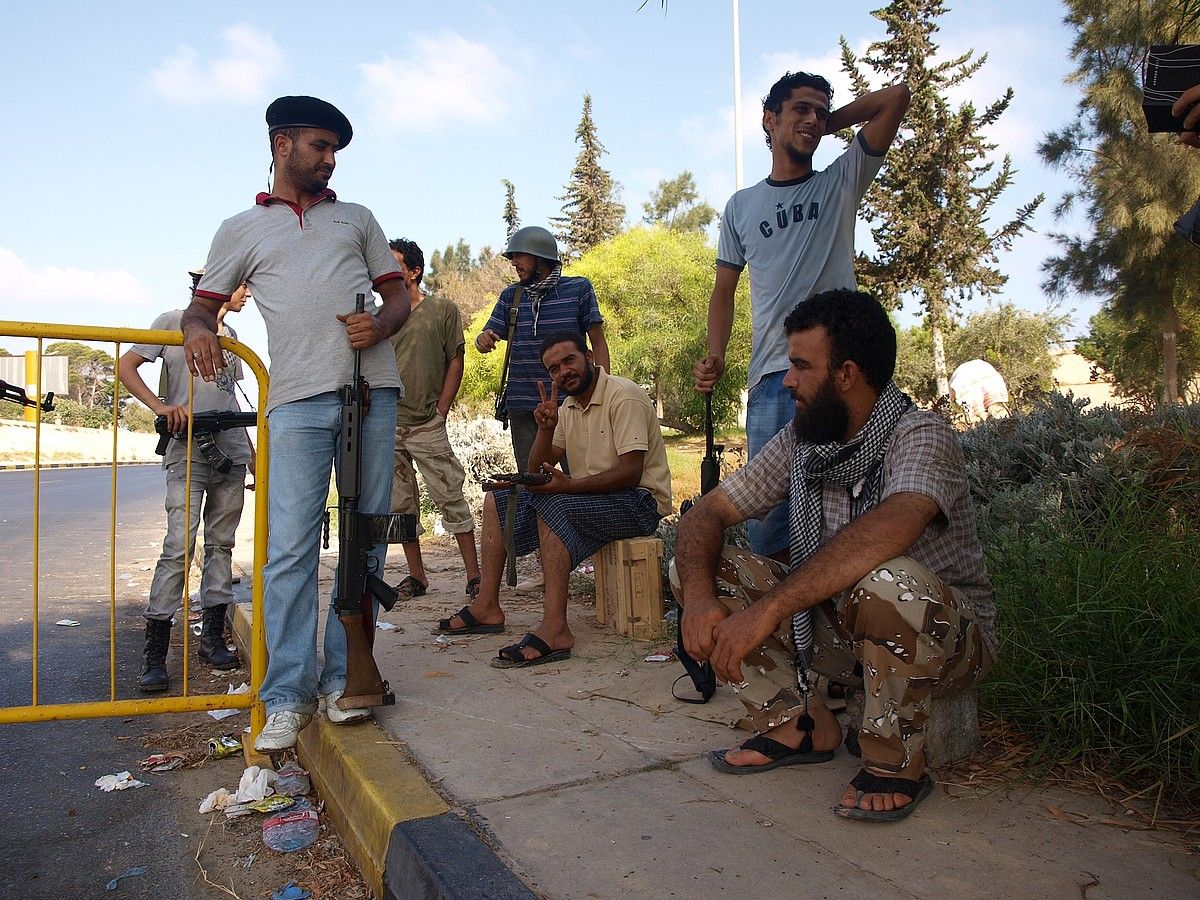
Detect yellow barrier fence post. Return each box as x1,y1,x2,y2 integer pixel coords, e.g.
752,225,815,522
0,321,268,743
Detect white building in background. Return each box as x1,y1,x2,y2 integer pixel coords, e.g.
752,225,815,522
1050,348,1118,408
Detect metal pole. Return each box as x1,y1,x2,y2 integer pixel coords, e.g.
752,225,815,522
23,350,37,423
732,0,744,189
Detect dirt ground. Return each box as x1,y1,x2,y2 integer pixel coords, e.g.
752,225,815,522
131,683,370,899
164,536,553,900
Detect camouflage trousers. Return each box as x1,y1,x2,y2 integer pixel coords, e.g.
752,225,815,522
712,546,991,773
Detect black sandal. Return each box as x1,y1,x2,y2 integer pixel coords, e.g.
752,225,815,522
465,576,481,599
435,605,504,635
834,769,934,821
396,575,427,599
708,714,836,774
490,633,571,668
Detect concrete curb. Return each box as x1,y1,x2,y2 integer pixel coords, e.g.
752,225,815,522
0,460,158,471
385,814,536,900
231,603,533,899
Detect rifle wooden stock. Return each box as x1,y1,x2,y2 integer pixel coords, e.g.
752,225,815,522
335,292,394,711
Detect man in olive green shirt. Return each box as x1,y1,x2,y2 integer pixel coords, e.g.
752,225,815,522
388,238,481,599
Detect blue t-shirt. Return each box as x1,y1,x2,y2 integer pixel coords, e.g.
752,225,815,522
485,275,604,412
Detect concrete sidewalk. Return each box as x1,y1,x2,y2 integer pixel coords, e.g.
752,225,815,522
232,531,1199,899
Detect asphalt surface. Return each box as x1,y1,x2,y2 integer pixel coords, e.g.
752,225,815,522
0,466,200,899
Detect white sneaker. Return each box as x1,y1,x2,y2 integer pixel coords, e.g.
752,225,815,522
253,710,313,751
321,689,371,725
513,573,544,594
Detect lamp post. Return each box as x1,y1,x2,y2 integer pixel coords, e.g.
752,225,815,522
732,0,744,189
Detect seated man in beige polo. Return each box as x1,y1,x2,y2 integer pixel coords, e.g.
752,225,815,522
435,332,672,667
387,237,481,600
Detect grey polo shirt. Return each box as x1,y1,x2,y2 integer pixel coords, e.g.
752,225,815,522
196,190,403,413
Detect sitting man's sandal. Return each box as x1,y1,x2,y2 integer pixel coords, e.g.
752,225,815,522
436,605,505,635
490,633,571,669
708,713,836,774
834,769,934,822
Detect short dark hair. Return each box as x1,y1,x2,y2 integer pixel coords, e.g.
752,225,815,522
762,71,834,149
538,331,588,363
388,238,424,283
269,126,303,155
783,289,895,391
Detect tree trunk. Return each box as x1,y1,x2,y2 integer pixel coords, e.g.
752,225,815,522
1161,303,1180,405
931,319,950,400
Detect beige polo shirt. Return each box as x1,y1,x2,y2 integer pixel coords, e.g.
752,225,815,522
553,367,672,516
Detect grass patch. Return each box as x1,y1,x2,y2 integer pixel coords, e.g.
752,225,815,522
663,426,746,511
964,396,1200,802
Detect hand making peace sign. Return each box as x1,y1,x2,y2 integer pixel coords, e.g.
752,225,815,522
534,380,559,432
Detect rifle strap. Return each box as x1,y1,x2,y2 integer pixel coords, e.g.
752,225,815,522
503,484,520,586
495,287,523,417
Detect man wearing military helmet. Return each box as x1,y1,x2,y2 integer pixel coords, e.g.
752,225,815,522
476,226,610,477
183,95,411,751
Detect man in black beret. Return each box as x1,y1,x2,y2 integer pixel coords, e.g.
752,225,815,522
182,95,410,751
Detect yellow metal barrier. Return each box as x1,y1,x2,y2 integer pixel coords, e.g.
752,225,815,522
0,321,268,747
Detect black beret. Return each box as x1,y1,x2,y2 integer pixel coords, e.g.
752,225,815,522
266,95,353,149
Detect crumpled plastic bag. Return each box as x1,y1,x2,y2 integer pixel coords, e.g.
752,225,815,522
233,765,277,803
95,771,146,792
199,787,233,814
208,682,251,720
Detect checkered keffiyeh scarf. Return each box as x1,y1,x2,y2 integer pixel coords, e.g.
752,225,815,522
787,381,913,690
524,266,561,336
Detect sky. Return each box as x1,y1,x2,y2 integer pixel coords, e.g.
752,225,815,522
0,0,1087,399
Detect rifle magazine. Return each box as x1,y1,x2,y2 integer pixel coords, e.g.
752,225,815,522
362,513,419,544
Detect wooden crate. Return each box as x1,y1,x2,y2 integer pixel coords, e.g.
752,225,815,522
593,537,664,640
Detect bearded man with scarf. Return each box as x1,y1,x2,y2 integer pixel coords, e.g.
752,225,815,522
674,288,995,822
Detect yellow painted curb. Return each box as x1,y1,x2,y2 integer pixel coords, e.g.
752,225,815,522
232,603,449,898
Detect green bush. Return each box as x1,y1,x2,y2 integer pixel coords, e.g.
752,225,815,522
49,398,116,429
964,395,1200,799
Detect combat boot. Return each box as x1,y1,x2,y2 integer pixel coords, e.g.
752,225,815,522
198,604,239,670
137,619,172,692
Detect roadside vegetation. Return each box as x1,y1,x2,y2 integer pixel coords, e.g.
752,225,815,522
963,394,1199,802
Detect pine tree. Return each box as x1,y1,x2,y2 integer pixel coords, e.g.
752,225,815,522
552,94,626,260
1040,0,1200,403
841,0,1043,398
502,179,520,239
642,171,718,232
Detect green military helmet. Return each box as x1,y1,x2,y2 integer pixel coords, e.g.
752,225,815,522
503,226,559,262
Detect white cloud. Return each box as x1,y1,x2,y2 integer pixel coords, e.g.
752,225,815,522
360,32,519,132
0,247,154,326
151,24,284,105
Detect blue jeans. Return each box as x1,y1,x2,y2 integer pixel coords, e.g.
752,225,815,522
259,389,397,715
745,370,793,557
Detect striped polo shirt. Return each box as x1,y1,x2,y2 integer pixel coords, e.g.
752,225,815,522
484,276,604,412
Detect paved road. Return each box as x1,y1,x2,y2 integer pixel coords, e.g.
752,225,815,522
0,466,205,899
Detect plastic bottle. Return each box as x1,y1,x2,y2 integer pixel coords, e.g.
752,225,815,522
274,762,311,797
262,797,318,852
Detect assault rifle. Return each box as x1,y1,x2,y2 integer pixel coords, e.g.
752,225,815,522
482,471,551,586
326,293,418,710
154,410,258,473
680,393,723,514
674,392,722,704
0,379,55,411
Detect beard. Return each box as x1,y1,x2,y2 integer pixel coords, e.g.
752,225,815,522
784,141,815,168
284,149,331,195
792,374,850,445
560,364,595,397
